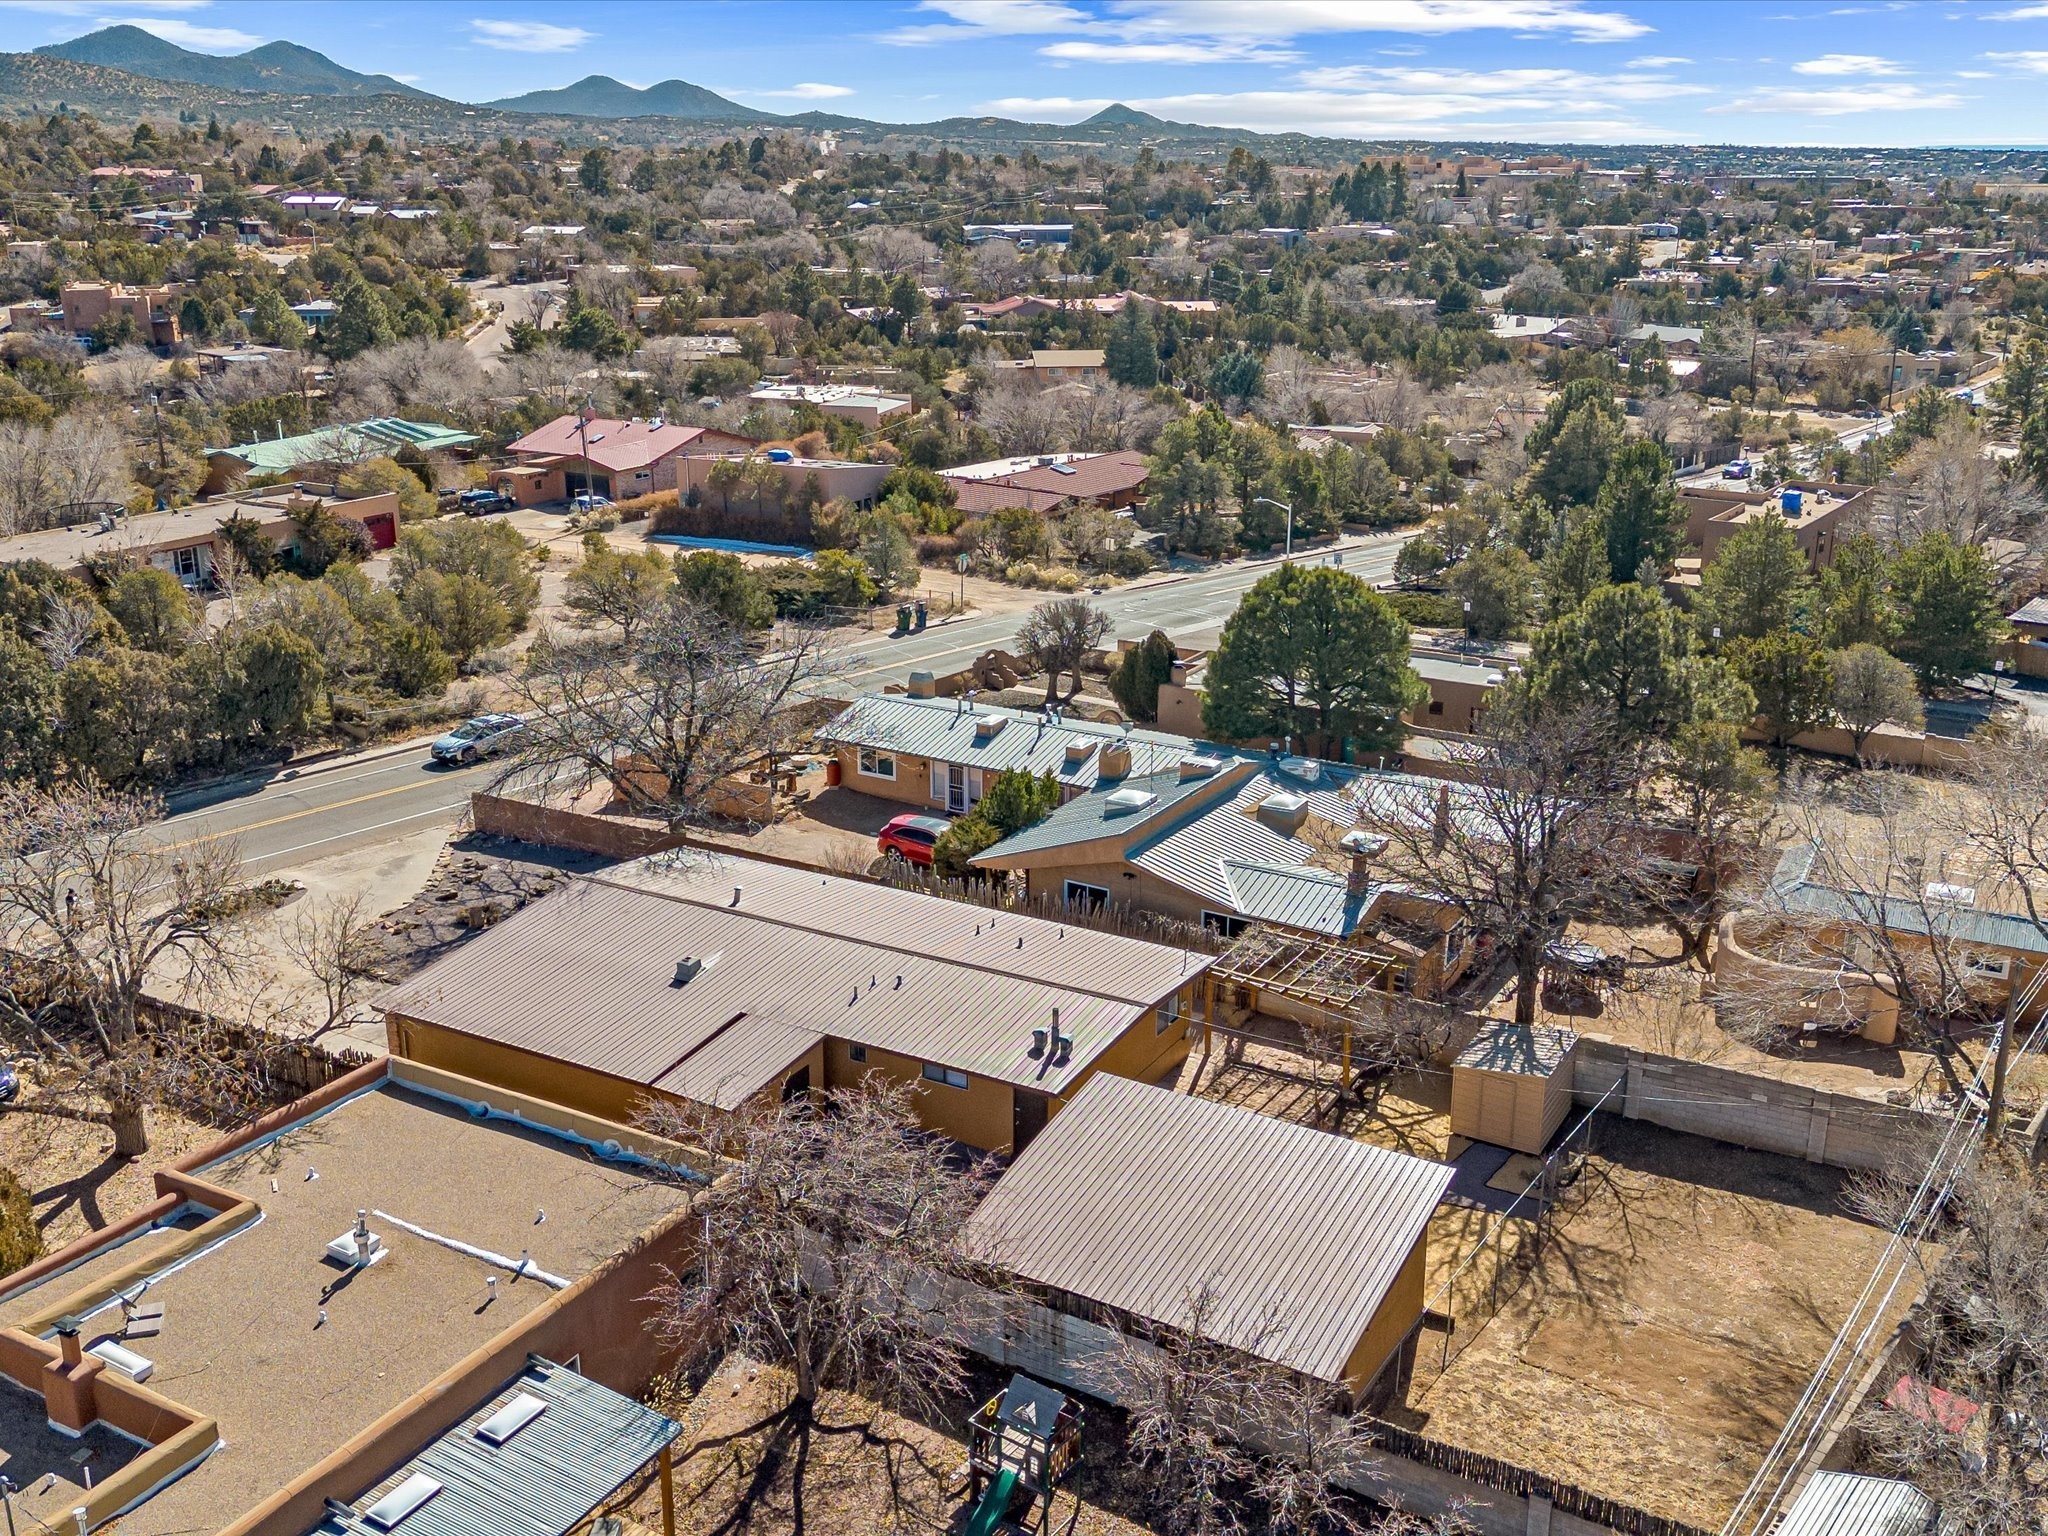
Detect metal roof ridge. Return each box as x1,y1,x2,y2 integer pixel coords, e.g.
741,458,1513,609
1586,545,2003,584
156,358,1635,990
578,868,1196,1004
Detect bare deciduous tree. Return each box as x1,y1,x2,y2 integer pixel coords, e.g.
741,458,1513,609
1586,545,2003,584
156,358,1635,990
1106,1283,1388,1536
1368,696,1652,1025
279,889,378,1042
1872,418,2046,568
1849,1152,2048,1533
0,780,250,1156
638,1073,1000,1430
499,593,838,830
1017,596,1112,704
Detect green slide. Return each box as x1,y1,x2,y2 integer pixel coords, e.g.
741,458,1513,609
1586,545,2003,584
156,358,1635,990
962,1467,1018,1536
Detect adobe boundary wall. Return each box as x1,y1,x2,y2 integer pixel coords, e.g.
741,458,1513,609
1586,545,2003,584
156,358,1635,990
1569,1038,1943,1172
471,791,687,860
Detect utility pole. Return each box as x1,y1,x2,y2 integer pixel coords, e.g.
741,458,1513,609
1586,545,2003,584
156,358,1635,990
149,390,166,472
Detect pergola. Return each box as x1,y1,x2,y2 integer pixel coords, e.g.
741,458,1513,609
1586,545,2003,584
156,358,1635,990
1206,927,1406,1089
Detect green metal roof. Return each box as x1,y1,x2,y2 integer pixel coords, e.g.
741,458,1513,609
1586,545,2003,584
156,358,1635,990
223,418,478,474
308,1356,679,1536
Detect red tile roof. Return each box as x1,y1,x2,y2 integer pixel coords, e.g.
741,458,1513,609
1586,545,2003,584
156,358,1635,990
505,416,753,474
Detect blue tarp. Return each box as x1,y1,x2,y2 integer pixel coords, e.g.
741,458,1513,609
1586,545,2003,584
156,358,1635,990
648,534,812,559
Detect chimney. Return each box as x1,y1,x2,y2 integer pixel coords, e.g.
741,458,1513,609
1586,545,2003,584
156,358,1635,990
43,1318,102,1437
1099,742,1133,779
1341,830,1388,896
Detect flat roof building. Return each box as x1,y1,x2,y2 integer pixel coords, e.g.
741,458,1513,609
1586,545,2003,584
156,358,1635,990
0,1059,702,1536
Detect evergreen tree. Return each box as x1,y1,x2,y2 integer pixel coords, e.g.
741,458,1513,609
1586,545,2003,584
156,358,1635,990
323,271,395,360
1731,630,1832,749
1530,582,1695,738
1595,438,1684,583
1203,566,1423,757
1105,303,1160,388
1815,532,1896,649
1890,532,2004,689
1693,514,1811,643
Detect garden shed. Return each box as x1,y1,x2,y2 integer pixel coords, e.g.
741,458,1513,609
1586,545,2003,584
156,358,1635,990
1450,1022,1580,1155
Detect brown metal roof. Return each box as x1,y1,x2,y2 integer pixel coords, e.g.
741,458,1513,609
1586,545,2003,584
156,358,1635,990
382,854,1211,1101
961,1075,1452,1385
654,1016,823,1110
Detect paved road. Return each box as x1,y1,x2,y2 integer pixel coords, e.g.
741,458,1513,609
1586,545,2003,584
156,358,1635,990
155,532,1412,875
459,276,564,364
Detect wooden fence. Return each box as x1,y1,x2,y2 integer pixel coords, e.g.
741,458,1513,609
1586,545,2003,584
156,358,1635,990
875,864,1228,954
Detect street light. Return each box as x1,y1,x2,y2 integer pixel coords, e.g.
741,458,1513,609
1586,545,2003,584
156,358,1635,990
1251,496,1294,563
1462,598,1474,643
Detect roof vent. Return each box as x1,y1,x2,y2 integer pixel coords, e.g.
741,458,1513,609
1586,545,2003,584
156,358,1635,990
1256,791,1311,836
365,1472,444,1531
325,1210,386,1269
974,712,1008,738
475,1391,548,1446
1106,787,1158,814
1925,881,1976,907
672,956,703,986
1064,740,1096,765
1276,756,1323,785
1178,754,1223,781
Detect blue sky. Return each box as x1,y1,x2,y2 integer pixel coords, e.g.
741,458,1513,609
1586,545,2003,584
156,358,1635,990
8,0,2048,145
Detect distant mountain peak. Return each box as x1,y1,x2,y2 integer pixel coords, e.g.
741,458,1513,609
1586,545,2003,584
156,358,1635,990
1082,103,1165,128
480,74,759,120
35,23,432,99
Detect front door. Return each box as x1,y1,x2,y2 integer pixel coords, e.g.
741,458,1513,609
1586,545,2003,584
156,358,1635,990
947,763,969,813
1013,1089,1049,1155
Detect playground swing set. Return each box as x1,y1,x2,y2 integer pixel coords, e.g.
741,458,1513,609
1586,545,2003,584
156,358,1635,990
962,1373,1085,1535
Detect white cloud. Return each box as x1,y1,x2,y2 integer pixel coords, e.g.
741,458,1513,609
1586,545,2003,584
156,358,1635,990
886,0,1651,48
744,81,857,99
1987,2,2048,16
1042,38,1299,63
1711,83,1963,114
1629,53,1691,66
882,0,1091,44
1792,52,1906,74
1378,43,1426,54
98,15,260,49
981,58,1705,139
1984,49,2048,72
469,18,592,52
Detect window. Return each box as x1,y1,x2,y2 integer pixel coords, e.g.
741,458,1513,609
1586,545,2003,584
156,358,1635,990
847,1043,867,1063
857,748,896,780
1965,952,2012,980
1156,992,1181,1035
171,546,200,579
1064,880,1110,912
1427,699,1445,716
1202,910,1251,939
921,1062,968,1089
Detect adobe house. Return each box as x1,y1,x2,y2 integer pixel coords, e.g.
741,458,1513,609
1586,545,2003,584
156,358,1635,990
0,1058,705,1535
496,415,757,506
382,853,1211,1157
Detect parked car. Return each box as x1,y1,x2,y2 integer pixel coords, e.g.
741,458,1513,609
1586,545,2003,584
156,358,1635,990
569,492,612,513
459,489,515,515
1850,406,1883,419
1721,460,1753,480
429,713,527,765
877,813,951,867
0,1065,18,1104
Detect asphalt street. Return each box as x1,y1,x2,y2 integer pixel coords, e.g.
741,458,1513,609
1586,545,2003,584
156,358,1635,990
153,531,1412,877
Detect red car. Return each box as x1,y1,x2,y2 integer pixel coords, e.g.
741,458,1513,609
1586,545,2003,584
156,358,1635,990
878,814,950,867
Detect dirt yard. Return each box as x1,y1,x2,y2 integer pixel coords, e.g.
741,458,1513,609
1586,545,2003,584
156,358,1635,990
0,1098,221,1256
1490,919,2048,1115
1399,1118,1933,1528
607,1356,1160,1536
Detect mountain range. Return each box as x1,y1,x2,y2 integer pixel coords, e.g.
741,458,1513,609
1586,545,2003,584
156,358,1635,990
481,75,753,119
35,24,431,99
